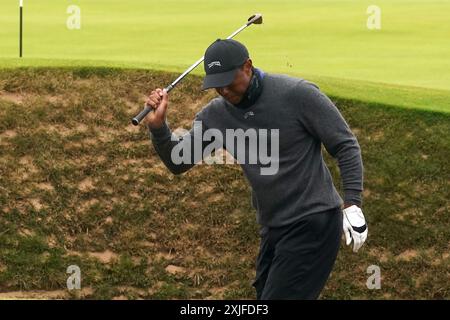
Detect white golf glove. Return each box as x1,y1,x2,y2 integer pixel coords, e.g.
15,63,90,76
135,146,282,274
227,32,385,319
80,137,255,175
343,205,368,252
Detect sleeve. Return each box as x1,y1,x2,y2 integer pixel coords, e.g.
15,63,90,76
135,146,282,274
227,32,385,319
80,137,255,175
148,108,215,175
296,81,364,206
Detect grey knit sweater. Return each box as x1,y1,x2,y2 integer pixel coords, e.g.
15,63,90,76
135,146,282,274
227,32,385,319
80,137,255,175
149,72,363,227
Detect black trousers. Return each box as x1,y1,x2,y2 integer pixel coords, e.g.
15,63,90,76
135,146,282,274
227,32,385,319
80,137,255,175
253,207,343,300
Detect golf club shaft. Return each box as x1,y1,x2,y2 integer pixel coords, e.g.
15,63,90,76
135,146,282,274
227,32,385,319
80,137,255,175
131,14,262,126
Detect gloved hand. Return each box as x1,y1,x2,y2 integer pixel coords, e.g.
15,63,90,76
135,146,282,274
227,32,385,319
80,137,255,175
343,205,368,252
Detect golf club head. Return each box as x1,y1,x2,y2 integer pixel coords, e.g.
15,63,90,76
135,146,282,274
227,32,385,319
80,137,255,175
247,13,263,25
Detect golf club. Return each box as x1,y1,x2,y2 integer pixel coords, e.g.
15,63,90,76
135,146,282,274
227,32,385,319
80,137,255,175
131,13,263,126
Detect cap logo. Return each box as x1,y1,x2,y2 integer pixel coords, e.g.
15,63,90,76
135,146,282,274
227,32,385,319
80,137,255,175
208,61,222,68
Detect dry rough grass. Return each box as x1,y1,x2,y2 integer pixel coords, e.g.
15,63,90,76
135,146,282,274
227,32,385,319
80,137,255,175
0,67,449,300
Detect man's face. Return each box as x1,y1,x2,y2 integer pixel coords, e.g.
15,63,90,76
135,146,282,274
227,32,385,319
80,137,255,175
215,59,253,105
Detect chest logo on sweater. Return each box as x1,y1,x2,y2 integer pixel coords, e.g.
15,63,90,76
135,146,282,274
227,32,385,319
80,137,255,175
244,111,255,119
170,121,279,175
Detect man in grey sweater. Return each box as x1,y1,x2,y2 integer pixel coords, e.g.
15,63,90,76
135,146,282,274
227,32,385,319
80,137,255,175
144,39,368,299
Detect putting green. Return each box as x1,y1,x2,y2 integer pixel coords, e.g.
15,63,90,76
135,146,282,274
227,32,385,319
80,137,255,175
1,0,449,112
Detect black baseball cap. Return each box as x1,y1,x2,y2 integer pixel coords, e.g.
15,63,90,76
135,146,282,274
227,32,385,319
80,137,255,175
202,39,249,90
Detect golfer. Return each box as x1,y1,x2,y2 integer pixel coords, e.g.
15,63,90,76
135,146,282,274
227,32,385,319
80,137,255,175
144,39,368,299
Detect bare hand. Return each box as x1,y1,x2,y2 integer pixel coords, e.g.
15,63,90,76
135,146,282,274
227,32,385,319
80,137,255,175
144,88,169,129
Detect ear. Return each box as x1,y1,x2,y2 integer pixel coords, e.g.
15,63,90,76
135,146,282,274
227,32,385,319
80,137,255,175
244,59,253,75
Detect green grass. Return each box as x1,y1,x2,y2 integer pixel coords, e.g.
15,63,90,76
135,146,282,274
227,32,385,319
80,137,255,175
0,67,449,299
1,0,450,112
